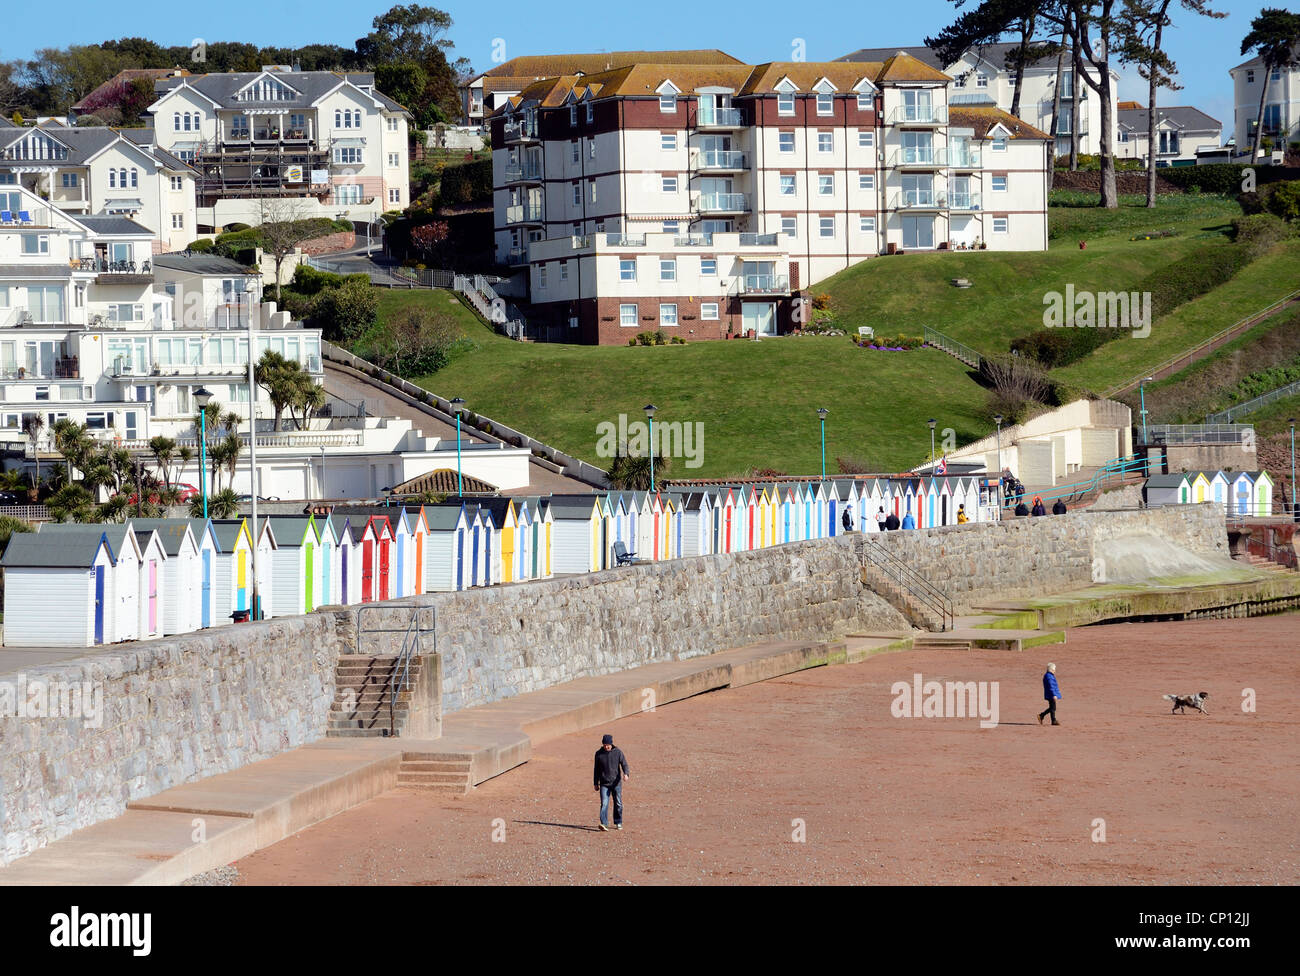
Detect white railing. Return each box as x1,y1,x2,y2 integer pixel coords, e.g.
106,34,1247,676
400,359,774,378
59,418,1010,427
890,147,948,167
694,192,748,212
888,105,948,125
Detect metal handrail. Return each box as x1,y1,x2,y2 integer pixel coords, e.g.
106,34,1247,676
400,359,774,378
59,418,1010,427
352,602,434,737
862,538,954,631
1001,453,1147,508
922,326,983,368
1207,378,1300,423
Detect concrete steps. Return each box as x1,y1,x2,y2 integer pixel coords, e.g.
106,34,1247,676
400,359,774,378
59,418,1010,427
861,566,946,632
1238,553,1296,574
911,638,974,651
396,756,472,794
328,654,425,738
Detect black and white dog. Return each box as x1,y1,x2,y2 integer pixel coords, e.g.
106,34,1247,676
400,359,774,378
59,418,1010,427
1163,692,1210,715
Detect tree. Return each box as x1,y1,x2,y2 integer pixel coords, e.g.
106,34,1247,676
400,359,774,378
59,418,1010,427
1119,0,1225,207
410,220,451,264
149,435,177,487
1240,8,1300,163
22,414,44,496
256,349,306,430
357,5,464,121
290,382,327,431
255,197,320,301
1070,0,1122,207
606,445,671,491
311,277,378,340
191,487,240,519
46,484,97,523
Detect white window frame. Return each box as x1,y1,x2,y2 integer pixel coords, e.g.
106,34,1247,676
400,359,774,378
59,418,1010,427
778,131,795,154
620,304,638,327
569,104,577,126
701,302,720,320
660,132,677,151
992,217,1009,234
816,93,834,116
572,183,581,206
857,93,872,111
662,175,678,193
818,174,834,196
660,259,677,282
858,172,875,190
991,136,1008,152
700,258,717,276
659,94,676,113
817,132,833,153
387,152,399,167
389,188,401,204
858,130,874,149
777,93,795,116
819,216,835,238
976,73,989,88
659,303,678,326
781,216,797,238
779,174,796,196
172,214,184,229
859,215,876,233
991,175,1008,192
619,259,636,281
559,260,568,281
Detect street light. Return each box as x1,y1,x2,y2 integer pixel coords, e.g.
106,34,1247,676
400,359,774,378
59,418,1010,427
194,386,214,518
1139,376,1154,445
1290,417,1296,521
994,413,1003,521
927,418,937,468
816,408,829,481
644,404,657,492
450,397,466,495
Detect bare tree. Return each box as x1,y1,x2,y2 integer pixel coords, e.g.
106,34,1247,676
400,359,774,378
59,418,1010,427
256,196,320,301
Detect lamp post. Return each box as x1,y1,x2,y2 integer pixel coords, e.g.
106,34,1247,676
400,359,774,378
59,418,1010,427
994,413,1003,522
1290,418,1296,521
1139,376,1154,444
644,404,657,492
194,386,214,518
450,397,466,495
818,408,829,481
927,418,937,468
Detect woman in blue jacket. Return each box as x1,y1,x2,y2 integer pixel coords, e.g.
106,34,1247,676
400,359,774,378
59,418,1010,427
1038,663,1062,726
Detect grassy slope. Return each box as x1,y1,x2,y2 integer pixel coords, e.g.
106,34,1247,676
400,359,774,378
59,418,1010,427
816,194,1242,357
411,312,989,476
1051,241,1300,393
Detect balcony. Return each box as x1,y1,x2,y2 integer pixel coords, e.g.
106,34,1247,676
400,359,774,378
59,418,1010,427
738,274,790,295
502,120,539,143
890,191,947,211
692,149,747,171
948,192,983,212
503,161,542,183
693,192,749,214
674,234,713,246
505,200,544,225
77,257,154,285
890,147,948,169
1,359,79,381
949,148,982,169
739,233,780,247
888,105,948,127
505,247,529,266
696,107,745,129
604,234,646,247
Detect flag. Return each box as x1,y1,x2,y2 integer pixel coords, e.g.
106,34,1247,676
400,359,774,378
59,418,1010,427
935,455,947,475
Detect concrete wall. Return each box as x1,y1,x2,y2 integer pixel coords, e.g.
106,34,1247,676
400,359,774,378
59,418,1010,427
0,503,1225,863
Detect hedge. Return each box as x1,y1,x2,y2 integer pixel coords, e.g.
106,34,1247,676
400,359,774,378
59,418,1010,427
1158,163,1300,194
439,158,492,204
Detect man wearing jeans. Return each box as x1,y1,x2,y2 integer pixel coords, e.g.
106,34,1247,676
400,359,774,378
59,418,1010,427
593,734,630,831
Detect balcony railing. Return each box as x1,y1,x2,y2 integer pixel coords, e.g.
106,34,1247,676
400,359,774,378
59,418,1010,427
890,147,948,168
1,360,79,381
693,149,747,170
888,105,948,126
674,234,713,246
739,274,790,294
604,234,646,247
890,191,947,210
948,191,983,211
503,161,542,182
503,120,539,142
505,201,544,224
505,247,529,265
949,148,982,169
697,107,744,128
693,192,749,213
739,233,780,246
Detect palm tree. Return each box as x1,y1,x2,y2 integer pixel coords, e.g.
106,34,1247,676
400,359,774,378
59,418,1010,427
98,493,131,523
22,414,43,496
191,487,239,519
1241,9,1300,161
606,446,671,491
46,484,96,523
219,433,243,492
177,445,195,489
52,418,87,481
149,435,177,487
256,350,301,431
291,381,327,430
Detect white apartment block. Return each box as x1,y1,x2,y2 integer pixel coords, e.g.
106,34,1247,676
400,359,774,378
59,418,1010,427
1229,51,1300,154
839,43,1118,158
490,55,1049,344
0,184,323,449
1115,104,1222,167
0,120,198,252
148,67,412,231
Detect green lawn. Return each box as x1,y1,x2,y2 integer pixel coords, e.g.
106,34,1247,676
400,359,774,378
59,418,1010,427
818,194,1242,358
410,316,991,477
1046,191,1241,240
1239,392,1300,438
373,288,483,332
1051,241,1300,394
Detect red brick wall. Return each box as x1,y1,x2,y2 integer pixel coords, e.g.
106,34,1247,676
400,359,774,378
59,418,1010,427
532,294,798,345
300,230,356,255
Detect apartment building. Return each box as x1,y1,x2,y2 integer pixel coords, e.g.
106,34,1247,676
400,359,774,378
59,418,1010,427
148,67,411,231
1229,49,1300,155
0,184,323,449
1115,104,1222,166
490,55,1049,344
838,43,1118,158
459,50,743,127
0,121,198,252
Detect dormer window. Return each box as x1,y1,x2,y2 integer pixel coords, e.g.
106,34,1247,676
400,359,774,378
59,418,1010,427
659,94,676,113
816,93,833,115
777,93,795,115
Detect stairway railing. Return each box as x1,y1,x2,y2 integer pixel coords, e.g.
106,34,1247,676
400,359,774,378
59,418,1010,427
354,602,436,737
862,539,954,632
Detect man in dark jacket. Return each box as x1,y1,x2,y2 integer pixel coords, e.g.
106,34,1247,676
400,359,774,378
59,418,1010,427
593,734,630,831
884,511,901,531
1052,499,1067,515
842,508,854,532
1038,663,1062,726
1014,501,1030,517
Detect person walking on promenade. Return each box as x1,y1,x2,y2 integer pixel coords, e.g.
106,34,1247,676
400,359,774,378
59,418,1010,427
1031,496,1047,516
842,507,854,532
1038,663,1062,726
956,504,969,524
884,511,900,531
901,511,916,530
594,733,630,831
1052,498,1067,515
877,507,888,532
1014,500,1030,517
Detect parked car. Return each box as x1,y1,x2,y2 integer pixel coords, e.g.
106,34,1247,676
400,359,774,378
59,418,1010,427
236,494,280,503
0,489,27,505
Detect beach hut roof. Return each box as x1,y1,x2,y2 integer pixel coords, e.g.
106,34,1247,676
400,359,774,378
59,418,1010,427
423,506,467,531
210,519,252,551
265,515,318,548
126,519,197,556
2,528,110,568
1145,474,1189,488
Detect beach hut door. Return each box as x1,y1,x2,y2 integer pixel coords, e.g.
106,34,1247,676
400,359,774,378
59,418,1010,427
362,541,374,602
93,567,105,645
305,543,315,611
201,550,212,627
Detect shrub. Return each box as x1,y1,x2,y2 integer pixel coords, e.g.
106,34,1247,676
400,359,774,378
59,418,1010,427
311,278,378,341
1266,181,1300,222
1162,164,1254,195
186,238,214,252
811,292,833,311
1231,213,1298,254
223,222,252,233
439,158,493,204
289,263,343,295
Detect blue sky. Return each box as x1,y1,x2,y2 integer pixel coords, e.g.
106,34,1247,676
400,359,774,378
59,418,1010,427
2,0,1257,132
